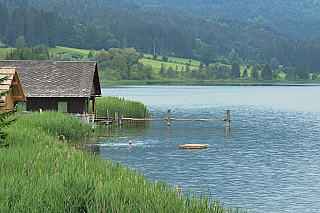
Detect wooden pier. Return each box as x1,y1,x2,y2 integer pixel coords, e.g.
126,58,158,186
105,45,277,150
95,110,235,127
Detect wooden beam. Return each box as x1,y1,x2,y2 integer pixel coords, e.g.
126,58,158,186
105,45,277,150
11,81,18,85
13,96,23,99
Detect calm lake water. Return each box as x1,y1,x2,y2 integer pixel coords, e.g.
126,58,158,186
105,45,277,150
95,84,320,212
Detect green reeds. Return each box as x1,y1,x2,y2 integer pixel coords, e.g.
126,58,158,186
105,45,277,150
0,111,246,212
16,111,92,145
92,96,151,119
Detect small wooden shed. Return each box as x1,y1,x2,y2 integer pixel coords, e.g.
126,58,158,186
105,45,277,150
0,61,101,113
0,67,26,111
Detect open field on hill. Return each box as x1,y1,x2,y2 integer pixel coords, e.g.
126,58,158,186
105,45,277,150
0,48,10,60
48,46,91,57
140,58,198,73
142,53,201,66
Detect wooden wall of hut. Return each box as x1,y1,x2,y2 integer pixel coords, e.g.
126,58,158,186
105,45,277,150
26,97,87,113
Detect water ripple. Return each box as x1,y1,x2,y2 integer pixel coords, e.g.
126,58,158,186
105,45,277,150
98,85,320,212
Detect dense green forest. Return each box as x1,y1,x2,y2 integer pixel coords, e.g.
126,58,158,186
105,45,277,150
1,0,320,74
130,0,320,39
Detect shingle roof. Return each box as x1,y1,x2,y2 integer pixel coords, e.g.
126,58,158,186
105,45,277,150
0,61,101,98
0,67,26,101
0,68,14,93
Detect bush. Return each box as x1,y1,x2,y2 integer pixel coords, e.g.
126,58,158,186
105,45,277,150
162,55,168,62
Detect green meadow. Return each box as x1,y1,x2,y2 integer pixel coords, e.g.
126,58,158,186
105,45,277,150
140,57,198,73
0,48,11,60
48,46,91,57
0,111,245,212
142,53,201,66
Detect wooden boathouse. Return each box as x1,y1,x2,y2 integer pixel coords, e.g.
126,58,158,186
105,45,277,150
0,61,101,113
0,67,26,110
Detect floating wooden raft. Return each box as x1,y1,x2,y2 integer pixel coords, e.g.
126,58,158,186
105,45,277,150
179,144,210,150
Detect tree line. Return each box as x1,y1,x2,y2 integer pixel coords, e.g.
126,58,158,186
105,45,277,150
6,44,319,81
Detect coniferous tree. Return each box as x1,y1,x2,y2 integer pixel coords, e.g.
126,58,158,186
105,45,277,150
159,63,166,77
261,62,272,80
166,66,174,78
60,18,77,47
8,6,26,46
15,35,26,48
228,49,239,64
0,74,19,147
0,3,9,38
300,63,309,80
200,44,214,66
33,9,49,45
185,64,191,78
285,68,295,81
44,11,58,47
270,58,279,70
231,61,240,78
251,65,259,79
25,11,36,46
294,63,301,79
242,68,248,77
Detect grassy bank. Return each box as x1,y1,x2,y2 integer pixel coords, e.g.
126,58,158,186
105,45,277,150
92,96,151,119
0,111,245,212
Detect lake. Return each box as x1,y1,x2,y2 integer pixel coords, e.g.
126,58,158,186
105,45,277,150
94,84,320,212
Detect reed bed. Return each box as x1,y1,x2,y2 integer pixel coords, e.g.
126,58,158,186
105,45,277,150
0,111,245,212
16,111,92,144
93,96,151,119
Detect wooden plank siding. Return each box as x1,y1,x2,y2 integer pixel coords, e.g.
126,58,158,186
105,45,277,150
0,67,26,111
27,97,87,113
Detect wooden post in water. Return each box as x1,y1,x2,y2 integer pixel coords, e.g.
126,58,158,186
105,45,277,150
167,110,171,126
119,110,123,125
106,110,109,120
115,112,119,127
226,110,230,128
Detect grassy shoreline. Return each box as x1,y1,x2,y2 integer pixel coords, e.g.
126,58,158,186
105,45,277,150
0,111,246,212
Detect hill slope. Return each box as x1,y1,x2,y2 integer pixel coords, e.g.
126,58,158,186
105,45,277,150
2,0,320,72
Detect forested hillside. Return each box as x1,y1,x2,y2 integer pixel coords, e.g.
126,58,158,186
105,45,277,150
131,0,320,40
1,0,320,73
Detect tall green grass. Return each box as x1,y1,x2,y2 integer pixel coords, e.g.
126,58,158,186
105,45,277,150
16,111,92,144
93,96,151,119
0,111,246,212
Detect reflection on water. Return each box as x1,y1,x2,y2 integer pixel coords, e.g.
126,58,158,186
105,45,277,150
93,85,320,213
